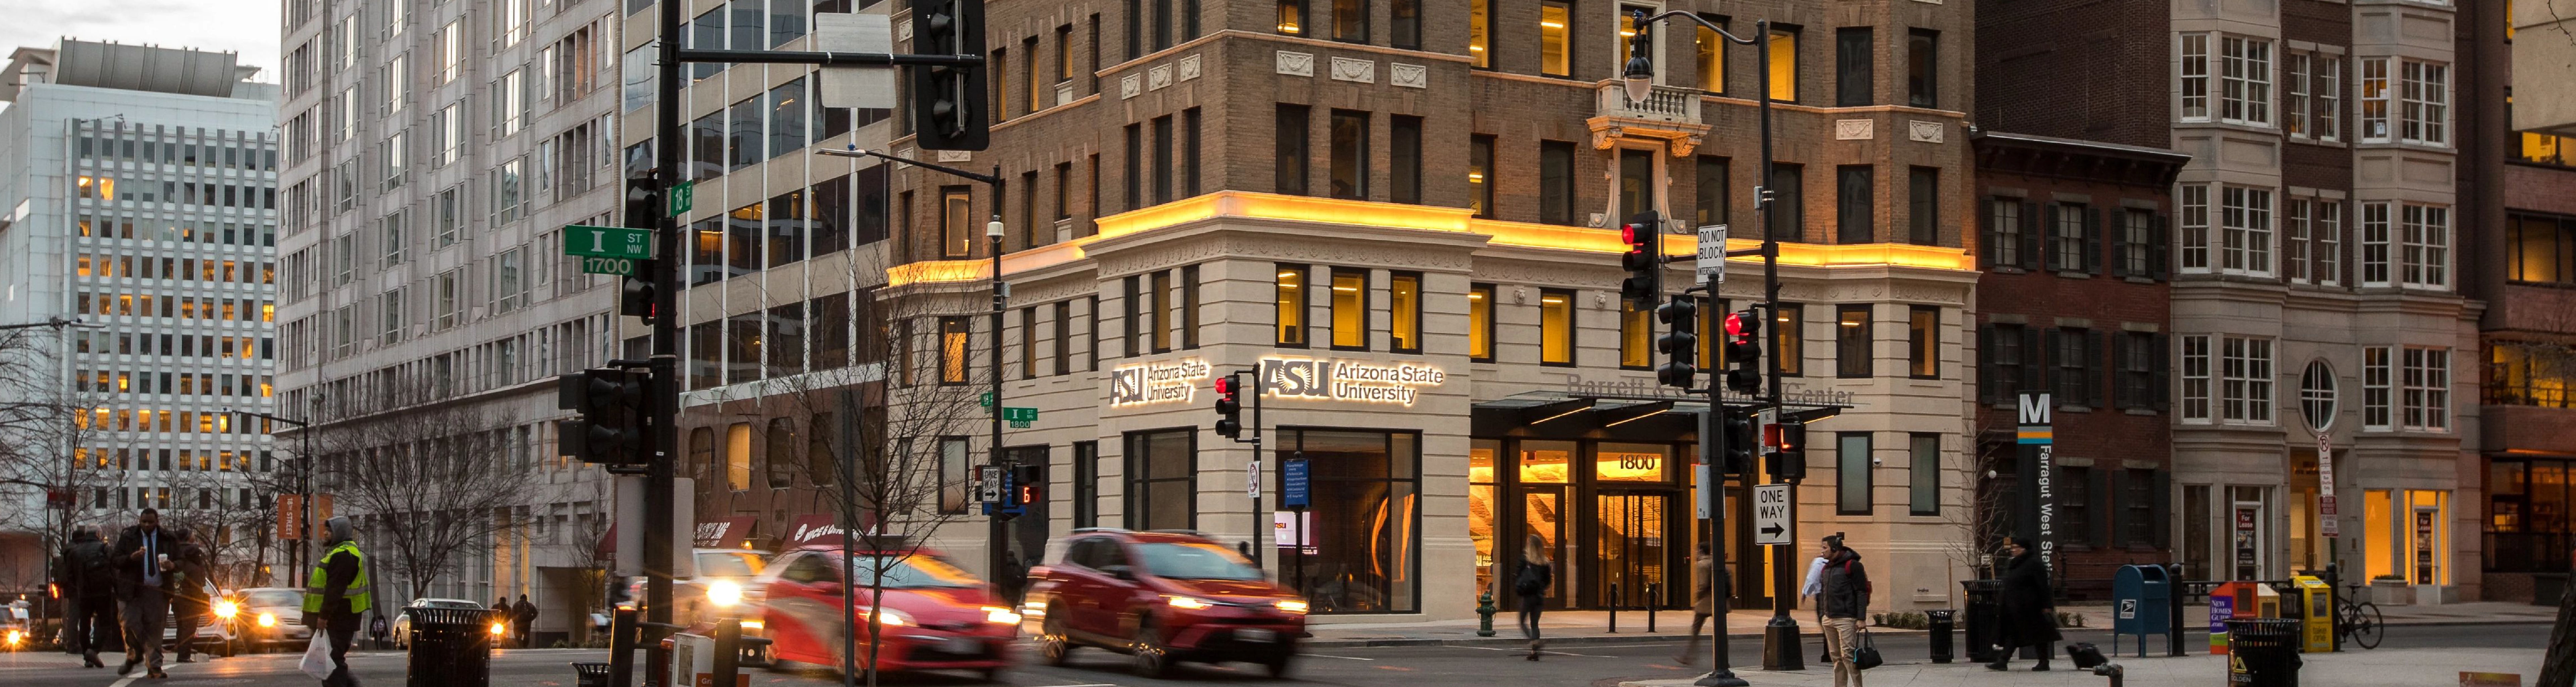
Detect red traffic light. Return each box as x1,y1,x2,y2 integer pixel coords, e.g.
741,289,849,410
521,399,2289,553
1723,311,1747,337
1214,377,1234,397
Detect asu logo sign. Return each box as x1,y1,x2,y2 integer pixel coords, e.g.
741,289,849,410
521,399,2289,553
1109,358,1212,407
1259,357,1448,407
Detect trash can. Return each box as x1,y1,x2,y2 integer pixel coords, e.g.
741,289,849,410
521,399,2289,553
1962,579,2003,663
2223,618,2302,687
406,607,500,687
571,662,613,687
1925,609,1957,663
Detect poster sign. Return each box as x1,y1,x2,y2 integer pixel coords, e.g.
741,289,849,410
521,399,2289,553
1271,511,1314,552
2319,433,2339,537
1283,459,1311,508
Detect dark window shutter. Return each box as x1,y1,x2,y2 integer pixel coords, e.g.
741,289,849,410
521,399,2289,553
2019,201,2042,271
2150,333,2171,412
1978,324,1998,404
2151,215,2171,280
2151,469,2173,548
2030,328,2053,400
1978,199,1996,269
2043,204,2063,271
2087,328,2108,408
2102,468,2124,546
2089,466,2113,546
2110,331,2130,409
2111,215,2132,279
2087,208,2107,275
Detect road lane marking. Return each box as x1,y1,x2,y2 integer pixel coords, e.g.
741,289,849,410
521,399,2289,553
1453,645,1613,658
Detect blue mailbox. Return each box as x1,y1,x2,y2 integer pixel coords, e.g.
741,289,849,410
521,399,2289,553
2111,564,2175,656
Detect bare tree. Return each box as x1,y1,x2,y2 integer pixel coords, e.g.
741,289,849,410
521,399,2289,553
316,405,534,600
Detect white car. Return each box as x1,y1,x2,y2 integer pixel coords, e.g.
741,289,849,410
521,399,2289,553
622,549,773,627
232,588,313,652
388,598,492,649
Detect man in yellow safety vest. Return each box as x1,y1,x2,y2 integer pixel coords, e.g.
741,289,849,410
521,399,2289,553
302,517,371,687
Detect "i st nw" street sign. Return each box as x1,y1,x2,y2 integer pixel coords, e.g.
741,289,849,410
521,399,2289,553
563,225,655,260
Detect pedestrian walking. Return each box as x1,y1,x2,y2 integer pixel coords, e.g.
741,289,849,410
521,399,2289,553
57,526,118,667
513,595,537,648
366,612,388,650
492,598,512,647
112,508,179,678
1816,534,1872,687
168,529,211,663
1802,539,1830,662
1674,541,1719,665
302,517,373,687
1987,538,2062,672
1513,534,1553,661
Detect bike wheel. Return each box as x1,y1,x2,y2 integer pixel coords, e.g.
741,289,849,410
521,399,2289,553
2348,602,2384,649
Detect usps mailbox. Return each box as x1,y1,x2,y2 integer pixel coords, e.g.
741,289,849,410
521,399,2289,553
2110,564,2174,656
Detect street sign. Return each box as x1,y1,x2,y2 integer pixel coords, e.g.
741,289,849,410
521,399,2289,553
1283,458,1310,508
813,13,899,109
1752,483,1790,545
978,391,995,408
2318,432,2339,537
1757,407,1779,456
563,225,655,259
1246,459,1262,498
578,256,637,276
976,465,1002,504
669,180,695,217
1002,407,1036,422
1696,224,1727,285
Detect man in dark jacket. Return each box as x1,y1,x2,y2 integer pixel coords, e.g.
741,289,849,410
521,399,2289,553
1816,535,1871,687
168,529,211,663
303,516,371,687
513,595,537,648
1988,538,2062,672
111,509,178,678
56,526,118,667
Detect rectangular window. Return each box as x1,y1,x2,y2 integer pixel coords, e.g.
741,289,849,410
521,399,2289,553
1125,123,1143,209
2288,52,2311,138
939,317,971,384
1390,272,1421,353
2287,199,2311,283
2118,331,2158,410
1470,135,1496,217
1540,288,1575,366
1770,163,1805,241
2121,208,2156,278
1618,148,1654,220
1620,298,1651,369
2402,347,2451,431
1835,28,1872,107
2060,466,2093,545
2400,61,2450,146
1908,433,1939,516
1334,0,1367,42
1908,306,1937,379
2362,201,2393,286
1908,167,1938,245
1392,115,1422,204
1907,29,1938,108
1540,140,1576,225
2219,185,2274,277
1539,1,1571,76
2400,203,2451,290
935,437,969,513
1468,283,1496,361
2220,335,2273,424
2361,57,2391,141
2509,213,2575,285
1774,303,1805,376
1990,198,2024,267
2219,35,2273,125
2180,33,2210,121
1836,305,1872,378
1275,105,1309,195
1330,268,1367,350
1184,108,1202,196
1277,0,1305,35
1053,301,1073,375
1150,270,1174,353
1272,429,1422,612
2318,56,2343,141
2052,203,2089,272
1276,264,1309,347
2363,346,2393,429
939,186,973,258
1696,156,1729,228
1770,25,1800,102
1330,109,1369,200
2317,200,2342,285
1124,429,1197,530
1392,0,1418,48
1126,0,1144,58
1151,116,1174,204
1071,441,1099,527
2179,184,2210,272
1696,18,1726,93
1837,432,1872,515
1124,275,1143,356
2180,334,2212,422
1469,0,1490,67
1181,264,1201,349
2054,328,2097,406
1837,165,1873,243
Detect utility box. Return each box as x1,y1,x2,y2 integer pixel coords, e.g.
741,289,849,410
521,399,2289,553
2110,564,2173,656
2290,576,2333,653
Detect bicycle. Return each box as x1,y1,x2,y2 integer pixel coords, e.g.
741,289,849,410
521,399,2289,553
2337,584,2384,649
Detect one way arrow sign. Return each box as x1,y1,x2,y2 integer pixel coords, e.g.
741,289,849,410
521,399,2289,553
1753,483,1791,546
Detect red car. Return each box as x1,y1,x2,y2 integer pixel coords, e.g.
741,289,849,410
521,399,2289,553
756,545,1018,680
1026,529,1309,678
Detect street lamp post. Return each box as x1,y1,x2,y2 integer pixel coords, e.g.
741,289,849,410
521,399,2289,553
231,408,314,583
1623,9,1786,684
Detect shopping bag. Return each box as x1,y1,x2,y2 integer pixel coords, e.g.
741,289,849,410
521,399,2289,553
300,634,335,680
1851,628,1884,670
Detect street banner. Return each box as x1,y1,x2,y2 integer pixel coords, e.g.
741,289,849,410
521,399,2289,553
2017,392,2056,572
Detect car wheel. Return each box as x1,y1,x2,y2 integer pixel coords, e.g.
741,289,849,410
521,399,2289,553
978,666,1004,683
1263,651,1295,679
1037,608,1073,667
1128,617,1171,679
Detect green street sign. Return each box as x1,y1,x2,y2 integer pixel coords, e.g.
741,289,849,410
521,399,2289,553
1010,420,1032,429
978,391,995,408
669,180,695,216
578,256,637,276
563,225,654,260
1002,407,1037,423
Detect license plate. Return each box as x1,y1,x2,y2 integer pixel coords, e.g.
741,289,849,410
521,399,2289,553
943,637,980,654
1237,628,1277,643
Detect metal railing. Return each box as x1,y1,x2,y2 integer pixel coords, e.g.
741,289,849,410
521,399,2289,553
1596,83,1702,124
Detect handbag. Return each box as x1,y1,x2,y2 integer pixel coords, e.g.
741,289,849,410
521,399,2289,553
299,634,335,680
1850,627,1884,670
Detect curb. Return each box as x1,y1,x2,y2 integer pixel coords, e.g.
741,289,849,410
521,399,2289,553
1300,618,2550,649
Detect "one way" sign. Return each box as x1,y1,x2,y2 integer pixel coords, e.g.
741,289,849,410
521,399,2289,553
1753,483,1791,546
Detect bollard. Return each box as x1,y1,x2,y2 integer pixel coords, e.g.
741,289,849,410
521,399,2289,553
2166,565,2187,657
712,620,740,687
1646,583,1658,633
1607,584,1620,633
1925,609,1956,663
1475,590,1498,637
2092,662,2124,687
609,608,635,687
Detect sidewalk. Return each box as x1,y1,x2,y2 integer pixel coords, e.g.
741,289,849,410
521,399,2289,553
1301,600,2559,648
1618,645,2543,687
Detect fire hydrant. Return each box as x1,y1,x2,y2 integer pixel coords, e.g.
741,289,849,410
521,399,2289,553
1475,590,1498,637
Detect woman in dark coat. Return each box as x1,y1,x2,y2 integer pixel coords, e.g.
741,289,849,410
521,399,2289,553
1988,538,2063,671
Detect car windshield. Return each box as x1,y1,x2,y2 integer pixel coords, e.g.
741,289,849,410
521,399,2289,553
1136,542,1266,580
696,552,764,578
846,554,981,589
246,590,302,607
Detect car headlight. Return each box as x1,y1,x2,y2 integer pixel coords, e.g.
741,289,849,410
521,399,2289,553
856,607,912,627
982,606,1022,624
1020,599,1048,618
3,629,21,646
1275,599,1310,614
213,600,238,619
489,621,507,636
740,620,764,631
257,613,277,628
1165,596,1215,610
707,580,743,607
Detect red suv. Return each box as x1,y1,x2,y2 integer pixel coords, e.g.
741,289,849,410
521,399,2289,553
1026,529,1309,678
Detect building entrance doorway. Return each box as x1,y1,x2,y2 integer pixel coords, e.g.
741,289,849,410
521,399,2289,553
1595,491,1676,609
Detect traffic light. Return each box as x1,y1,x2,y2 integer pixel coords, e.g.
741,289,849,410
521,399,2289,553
620,270,656,322
558,368,650,469
1768,421,1808,481
910,0,989,151
621,171,660,322
1213,373,1244,439
1619,212,1663,310
1722,308,1764,395
1722,410,1757,477
1655,294,1698,389
1003,463,1042,518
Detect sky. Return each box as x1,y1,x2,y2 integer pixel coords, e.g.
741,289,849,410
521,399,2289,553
0,0,283,80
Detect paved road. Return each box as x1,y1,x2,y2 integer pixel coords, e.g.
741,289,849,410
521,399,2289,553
0,623,2544,687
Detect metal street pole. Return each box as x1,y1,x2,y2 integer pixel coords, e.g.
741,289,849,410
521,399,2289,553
1751,17,1805,671
230,408,314,583
641,0,685,681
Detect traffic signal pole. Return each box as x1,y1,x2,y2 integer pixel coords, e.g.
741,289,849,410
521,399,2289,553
1750,18,1805,673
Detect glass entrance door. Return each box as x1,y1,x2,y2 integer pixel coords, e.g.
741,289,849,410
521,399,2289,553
1521,485,1569,608
1596,492,1674,609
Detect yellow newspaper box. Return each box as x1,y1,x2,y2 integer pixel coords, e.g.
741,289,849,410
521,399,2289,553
2291,576,2333,652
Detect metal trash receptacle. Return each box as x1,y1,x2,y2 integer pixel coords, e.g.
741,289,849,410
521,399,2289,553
406,607,500,687
572,662,613,687
1962,579,2003,663
2223,618,2303,687
1925,609,1957,663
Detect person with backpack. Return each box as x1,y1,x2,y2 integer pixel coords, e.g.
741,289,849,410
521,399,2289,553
1816,534,1872,687
1512,534,1553,661
1988,538,2062,672
57,526,117,668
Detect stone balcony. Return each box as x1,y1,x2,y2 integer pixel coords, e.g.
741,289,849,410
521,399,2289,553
1587,83,1712,156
